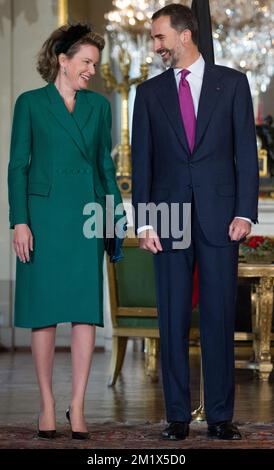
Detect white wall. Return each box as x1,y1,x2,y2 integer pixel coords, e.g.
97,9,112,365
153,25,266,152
0,0,58,348
0,0,12,342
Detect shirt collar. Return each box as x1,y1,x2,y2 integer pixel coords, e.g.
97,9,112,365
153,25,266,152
174,54,205,78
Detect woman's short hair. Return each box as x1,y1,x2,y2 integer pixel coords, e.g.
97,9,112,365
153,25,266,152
37,23,105,82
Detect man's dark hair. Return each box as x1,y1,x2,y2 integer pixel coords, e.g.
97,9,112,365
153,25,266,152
152,3,198,46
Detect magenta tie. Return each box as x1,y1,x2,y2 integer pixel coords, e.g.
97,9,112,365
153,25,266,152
179,69,196,153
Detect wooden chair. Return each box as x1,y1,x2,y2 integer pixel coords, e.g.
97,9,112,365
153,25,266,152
107,236,159,386
106,236,200,386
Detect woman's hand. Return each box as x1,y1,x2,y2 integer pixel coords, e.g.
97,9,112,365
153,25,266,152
13,224,33,263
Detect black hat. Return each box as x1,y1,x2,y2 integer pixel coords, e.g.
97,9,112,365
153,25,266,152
55,24,92,55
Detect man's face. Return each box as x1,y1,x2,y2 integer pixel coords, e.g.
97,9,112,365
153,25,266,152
151,15,183,68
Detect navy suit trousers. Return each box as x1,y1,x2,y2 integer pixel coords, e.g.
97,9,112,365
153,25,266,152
153,202,239,424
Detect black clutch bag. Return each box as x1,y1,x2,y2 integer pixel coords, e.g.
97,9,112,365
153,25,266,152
104,222,127,263
104,236,116,258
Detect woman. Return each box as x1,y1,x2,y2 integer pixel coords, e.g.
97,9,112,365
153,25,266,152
8,24,124,439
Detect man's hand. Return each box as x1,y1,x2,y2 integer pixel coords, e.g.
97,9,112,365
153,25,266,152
13,224,33,263
229,218,251,242
138,229,163,254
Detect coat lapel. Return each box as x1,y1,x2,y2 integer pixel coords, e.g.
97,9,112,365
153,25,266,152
155,68,189,156
45,83,91,160
194,63,224,152
73,90,95,131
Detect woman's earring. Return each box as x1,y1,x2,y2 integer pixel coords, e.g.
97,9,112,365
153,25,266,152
63,67,67,76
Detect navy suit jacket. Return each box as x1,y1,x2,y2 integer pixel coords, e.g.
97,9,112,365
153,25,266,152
131,63,259,250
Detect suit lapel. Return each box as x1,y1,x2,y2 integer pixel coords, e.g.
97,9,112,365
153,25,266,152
45,83,91,160
194,63,224,152
154,65,224,156
155,68,189,156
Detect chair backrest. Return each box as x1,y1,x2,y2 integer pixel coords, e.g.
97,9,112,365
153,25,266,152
107,236,159,332
107,235,200,339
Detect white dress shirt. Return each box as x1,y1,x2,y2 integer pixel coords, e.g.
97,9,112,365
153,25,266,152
174,53,205,116
137,55,251,234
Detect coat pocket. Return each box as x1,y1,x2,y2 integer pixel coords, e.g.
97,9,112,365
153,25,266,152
27,182,51,196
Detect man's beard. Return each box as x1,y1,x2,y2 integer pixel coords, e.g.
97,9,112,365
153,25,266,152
158,48,178,68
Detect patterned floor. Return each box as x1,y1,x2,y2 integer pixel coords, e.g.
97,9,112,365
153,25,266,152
1,421,274,449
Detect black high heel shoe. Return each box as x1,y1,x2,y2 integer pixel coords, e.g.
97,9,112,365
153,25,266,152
37,414,56,439
66,406,89,440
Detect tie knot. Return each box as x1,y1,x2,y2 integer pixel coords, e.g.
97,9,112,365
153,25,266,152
180,69,190,81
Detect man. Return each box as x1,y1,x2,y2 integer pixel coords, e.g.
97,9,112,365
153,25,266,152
132,4,259,440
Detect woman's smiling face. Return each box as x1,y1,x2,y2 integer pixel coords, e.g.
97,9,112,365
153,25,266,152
59,44,100,90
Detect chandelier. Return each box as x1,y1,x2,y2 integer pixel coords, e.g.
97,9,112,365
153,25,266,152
104,0,274,95
211,0,274,95
211,0,271,26
104,1,191,70
105,0,173,33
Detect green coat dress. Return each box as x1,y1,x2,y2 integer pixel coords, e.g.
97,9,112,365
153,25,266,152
8,83,123,328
